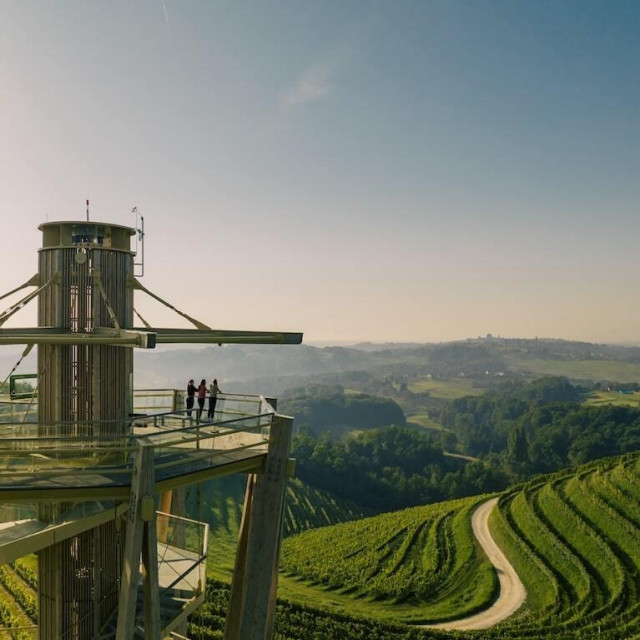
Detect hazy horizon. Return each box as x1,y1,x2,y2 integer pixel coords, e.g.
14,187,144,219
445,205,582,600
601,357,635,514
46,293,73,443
1,1,638,345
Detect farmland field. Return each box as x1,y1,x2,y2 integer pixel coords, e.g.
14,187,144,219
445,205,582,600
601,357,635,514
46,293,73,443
275,453,640,637
0,558,37,638
405,413,449,431
584,390,640,407
505,357,640,383
408,377,485,399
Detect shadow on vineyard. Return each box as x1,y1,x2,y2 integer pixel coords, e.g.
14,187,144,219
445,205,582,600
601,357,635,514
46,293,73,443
187,475,372,582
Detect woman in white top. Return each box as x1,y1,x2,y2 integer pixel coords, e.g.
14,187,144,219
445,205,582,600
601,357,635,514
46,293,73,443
208,378,221,419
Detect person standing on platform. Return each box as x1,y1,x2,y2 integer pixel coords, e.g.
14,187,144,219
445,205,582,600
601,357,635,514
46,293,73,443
186,379,197,416
197,379,207,421
208,378,221,420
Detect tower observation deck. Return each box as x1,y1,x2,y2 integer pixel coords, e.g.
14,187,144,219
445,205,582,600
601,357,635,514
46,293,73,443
0,220,302,639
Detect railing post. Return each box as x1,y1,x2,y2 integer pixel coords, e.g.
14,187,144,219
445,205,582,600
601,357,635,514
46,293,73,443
224,414,292,640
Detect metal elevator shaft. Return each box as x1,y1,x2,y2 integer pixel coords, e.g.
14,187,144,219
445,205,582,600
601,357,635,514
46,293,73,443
37,222,135,639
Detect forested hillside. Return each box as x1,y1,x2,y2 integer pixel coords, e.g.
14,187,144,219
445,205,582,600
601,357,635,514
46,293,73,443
279,384,406,437
280,377,640,512
437,377,640,473
132,337,640,392
292,426,507,511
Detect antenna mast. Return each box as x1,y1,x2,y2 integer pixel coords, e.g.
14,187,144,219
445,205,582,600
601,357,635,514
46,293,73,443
132,207,145,277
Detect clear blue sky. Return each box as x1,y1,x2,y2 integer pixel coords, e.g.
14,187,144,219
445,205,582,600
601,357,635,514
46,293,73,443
1,1,638,343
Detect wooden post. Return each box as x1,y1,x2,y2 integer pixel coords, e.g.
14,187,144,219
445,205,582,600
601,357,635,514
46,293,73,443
116,441,160,640
157,491,173,543
224,474,255,637
224,415,292,640
265,493,287,639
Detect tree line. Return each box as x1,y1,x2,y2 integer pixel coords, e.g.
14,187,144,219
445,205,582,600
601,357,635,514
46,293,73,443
285,378,640,511
436,376,640,476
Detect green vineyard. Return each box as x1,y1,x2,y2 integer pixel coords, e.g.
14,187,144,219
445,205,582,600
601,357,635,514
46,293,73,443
271,452,640,638
2,454,639,639
280,495,498,623
0,557,37,639
486,452,640,639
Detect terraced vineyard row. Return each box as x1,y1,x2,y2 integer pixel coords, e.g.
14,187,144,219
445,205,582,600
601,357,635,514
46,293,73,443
0,557,37,639
284,477,372,536
486,451,640,639
280,495,498,623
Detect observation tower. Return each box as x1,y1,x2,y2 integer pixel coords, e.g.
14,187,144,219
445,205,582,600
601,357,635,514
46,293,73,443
0,219,301,639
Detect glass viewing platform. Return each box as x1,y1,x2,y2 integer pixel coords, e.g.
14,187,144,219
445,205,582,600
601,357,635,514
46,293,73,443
0,390,280,638
0,391,275,499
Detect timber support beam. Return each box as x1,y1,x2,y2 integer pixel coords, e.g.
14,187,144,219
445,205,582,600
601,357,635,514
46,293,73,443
224,415,293,640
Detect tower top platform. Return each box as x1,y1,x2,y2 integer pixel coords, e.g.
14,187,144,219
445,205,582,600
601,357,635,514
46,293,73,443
38,220,135,251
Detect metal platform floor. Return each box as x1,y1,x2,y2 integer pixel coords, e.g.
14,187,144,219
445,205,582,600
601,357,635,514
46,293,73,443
0,444,267,501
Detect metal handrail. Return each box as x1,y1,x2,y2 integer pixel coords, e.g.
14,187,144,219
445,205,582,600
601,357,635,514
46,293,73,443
0,391,275,483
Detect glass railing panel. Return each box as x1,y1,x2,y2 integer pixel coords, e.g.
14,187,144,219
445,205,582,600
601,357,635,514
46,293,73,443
133,389,178,415
0,390,278,491
0,400,38,423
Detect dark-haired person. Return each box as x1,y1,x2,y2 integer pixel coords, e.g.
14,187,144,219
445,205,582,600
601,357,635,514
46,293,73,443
197,379,207,421
208,378,221,420
186,379,197,416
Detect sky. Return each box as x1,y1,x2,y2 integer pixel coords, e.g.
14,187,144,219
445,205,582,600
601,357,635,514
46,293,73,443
0,0,639,344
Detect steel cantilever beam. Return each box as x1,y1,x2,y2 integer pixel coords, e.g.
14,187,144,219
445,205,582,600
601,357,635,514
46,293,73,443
0,327,303,348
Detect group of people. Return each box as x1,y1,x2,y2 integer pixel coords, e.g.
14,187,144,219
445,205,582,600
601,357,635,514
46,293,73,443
186,378,222,421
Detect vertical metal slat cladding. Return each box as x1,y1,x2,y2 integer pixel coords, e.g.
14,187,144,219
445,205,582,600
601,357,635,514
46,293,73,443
36,222,135,639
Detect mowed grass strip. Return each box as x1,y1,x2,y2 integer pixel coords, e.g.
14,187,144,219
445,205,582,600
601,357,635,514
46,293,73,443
405,413,449,432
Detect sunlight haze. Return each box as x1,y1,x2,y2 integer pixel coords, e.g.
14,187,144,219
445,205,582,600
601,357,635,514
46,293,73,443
1,0,638,344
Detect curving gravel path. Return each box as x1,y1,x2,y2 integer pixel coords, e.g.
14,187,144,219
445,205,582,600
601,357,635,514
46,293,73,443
424,497,526,631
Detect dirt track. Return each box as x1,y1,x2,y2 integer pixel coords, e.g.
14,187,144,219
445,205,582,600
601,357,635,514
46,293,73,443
424,497,526,631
